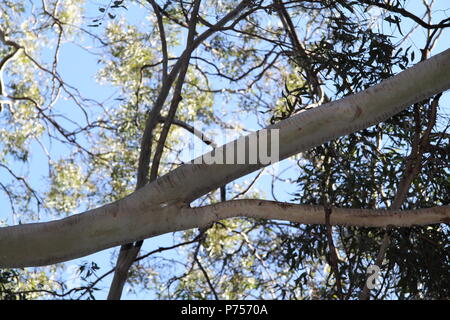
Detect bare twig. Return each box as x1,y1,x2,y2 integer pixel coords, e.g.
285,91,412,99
324,207,343,299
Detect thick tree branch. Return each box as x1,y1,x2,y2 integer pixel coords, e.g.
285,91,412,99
188,200,449,228
0,28,21,110
0,200,448,268
1,48,450,268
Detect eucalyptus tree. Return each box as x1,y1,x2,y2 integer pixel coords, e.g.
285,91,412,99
0,0,449,300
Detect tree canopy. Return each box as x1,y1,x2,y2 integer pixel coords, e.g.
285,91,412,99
0,0,449,300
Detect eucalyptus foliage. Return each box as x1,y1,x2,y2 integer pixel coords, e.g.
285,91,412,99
0,0,448,299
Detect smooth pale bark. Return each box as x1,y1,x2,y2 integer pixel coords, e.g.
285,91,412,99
1,199,449,268
1,48,450,268
188,201,450,228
